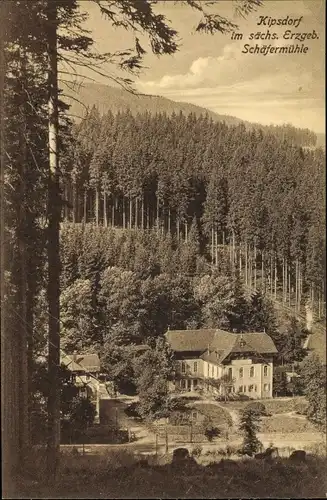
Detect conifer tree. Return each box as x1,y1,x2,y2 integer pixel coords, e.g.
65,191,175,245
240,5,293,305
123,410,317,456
239,407,262,456
300,353,326,432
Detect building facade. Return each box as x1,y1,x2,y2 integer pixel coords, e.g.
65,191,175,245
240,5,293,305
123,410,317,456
61,353,113,422
165,329,277,399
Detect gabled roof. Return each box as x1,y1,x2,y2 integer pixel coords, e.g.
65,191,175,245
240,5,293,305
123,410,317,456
166,329,277,365
231,332,278,355
201,349,226,364
61,353,100,373
165,329,217,352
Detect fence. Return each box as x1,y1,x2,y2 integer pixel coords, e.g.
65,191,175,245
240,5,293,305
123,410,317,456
61,424,130,445
149,422,233,452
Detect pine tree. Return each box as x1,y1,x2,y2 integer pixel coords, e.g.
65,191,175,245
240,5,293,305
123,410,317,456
245,291,278,334
300,353,326,432
239,407,262,456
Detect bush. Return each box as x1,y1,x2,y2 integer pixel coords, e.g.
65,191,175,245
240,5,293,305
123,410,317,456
216,393,250,402
205,449,218,457
169,410,191,425
191,445,203,458
293,398,309,415
124,401,142,419
226,445,238,457
204,425,221,442
244,401,268,416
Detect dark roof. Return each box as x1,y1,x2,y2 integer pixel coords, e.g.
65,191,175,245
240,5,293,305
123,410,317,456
166,329,277,365
230,332,277,355
61,353,100,373
165,329,217,352
201,350,226,364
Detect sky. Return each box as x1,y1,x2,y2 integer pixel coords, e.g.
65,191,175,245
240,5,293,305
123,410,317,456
78,0,325,133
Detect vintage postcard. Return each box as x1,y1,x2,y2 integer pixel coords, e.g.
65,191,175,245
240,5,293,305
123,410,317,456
1,0,325,498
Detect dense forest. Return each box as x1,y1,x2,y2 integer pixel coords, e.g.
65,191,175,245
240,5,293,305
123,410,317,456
57,223,310,393
3,0,325,492
60,108,325,319
64,82,321,148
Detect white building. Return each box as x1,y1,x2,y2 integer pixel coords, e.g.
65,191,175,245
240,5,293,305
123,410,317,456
165,329,278,399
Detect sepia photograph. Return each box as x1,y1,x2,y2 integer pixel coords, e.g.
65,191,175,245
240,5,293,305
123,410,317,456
1,0,326,498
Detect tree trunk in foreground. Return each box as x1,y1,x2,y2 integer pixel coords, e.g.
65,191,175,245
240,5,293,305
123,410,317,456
46,0,61,475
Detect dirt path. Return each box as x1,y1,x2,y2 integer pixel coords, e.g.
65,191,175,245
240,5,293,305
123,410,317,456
95,396,319,458
277,411,307,420
61,431,322,458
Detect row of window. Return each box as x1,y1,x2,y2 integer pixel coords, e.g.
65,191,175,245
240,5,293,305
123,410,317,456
179,379,271,394
238,365,269,378
181,362,270,378
239,383,270,393
181,361,198,373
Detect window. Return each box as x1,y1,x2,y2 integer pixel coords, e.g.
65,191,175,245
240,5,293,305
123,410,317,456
181,362,186,373
250,366,255,378
207,364,209,376
264,365,268,377
228,367,232,380
212,365,214,377
264,383,270,392
192,411,198,420
239,385,243,393
239,367,243,379
216,366,219,377
194,361,198,373
193,379,198,388
254,385,257,392
248,384,254,392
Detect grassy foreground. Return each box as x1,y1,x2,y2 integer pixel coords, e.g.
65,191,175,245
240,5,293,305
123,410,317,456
12,448,327,499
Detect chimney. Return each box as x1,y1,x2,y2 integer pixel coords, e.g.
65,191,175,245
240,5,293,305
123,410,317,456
207,344,210,355
72,351,78,362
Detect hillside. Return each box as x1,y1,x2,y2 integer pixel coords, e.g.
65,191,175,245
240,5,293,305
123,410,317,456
62,81,248,127
62,82,322,148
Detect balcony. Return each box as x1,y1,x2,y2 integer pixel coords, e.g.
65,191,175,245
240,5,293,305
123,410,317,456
174,363,204,380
